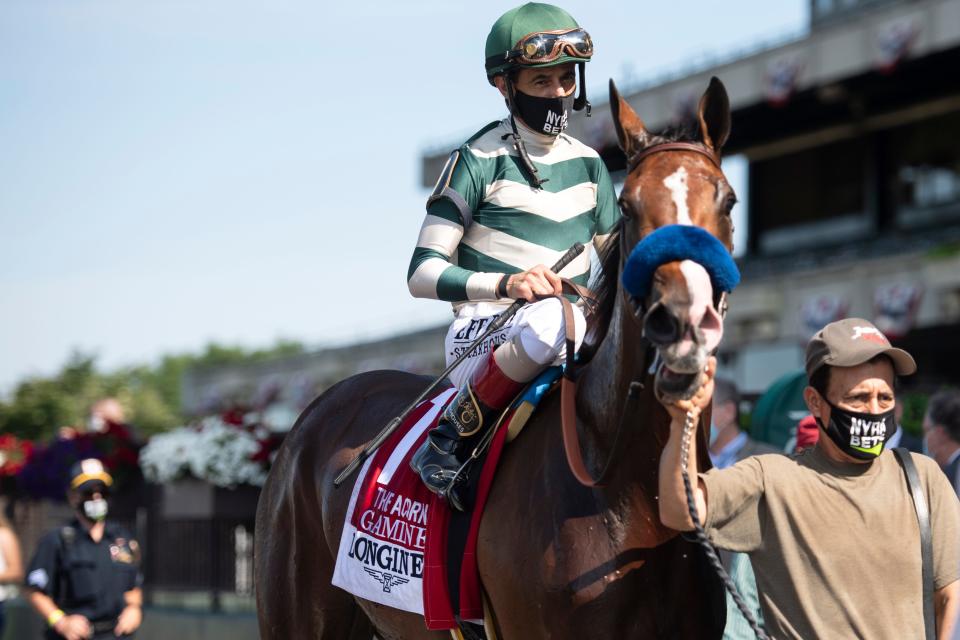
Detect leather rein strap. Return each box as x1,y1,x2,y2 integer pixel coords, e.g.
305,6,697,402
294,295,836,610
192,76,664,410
553,283,598,487
893,447,936,640
553,279,650,488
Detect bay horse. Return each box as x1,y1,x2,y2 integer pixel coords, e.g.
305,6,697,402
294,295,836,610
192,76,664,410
255,76,736,639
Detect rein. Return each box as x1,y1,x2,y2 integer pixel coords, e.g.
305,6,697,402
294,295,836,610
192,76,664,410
556,239,653,488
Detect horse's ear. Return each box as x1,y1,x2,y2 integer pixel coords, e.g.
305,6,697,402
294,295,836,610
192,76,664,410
697,76,731,154
610,79,651,159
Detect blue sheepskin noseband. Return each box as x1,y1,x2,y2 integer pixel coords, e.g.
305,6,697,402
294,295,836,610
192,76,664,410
621,224,740,300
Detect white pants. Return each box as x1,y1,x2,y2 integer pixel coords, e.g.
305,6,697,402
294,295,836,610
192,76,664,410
444,298,586,389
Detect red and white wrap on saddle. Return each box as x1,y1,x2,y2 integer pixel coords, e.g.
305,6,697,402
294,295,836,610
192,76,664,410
332,386,512,629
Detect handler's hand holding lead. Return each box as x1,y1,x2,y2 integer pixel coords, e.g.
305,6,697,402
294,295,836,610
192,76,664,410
660,357,717,426
506,264,562,302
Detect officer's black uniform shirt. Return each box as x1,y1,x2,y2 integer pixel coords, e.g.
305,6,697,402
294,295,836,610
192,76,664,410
26,519,142,622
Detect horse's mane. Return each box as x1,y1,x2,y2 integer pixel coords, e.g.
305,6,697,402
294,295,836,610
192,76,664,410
579,123,701,361
580,218,622,362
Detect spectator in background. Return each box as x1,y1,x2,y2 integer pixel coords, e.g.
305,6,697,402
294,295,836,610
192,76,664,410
709,378,780,469
708,378,779,640
0,501,24,638
60,398,135,441
923,389,960,495
87,398,126,434
888,402,923,452
794,415,819,454
25,459,143,640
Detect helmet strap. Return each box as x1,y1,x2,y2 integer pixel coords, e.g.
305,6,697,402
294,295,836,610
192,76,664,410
503,75,547,189
573,61,591,115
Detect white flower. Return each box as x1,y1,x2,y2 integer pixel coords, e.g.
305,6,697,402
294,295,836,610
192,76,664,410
261,404,298,433
139,429,195,484
139,417,268,487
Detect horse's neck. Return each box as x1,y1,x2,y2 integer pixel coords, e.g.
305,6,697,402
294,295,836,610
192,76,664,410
578,291,667,485
573,290,678,547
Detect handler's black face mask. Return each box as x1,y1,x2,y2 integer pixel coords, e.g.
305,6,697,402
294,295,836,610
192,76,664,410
514,89,574,136
815,400,896,460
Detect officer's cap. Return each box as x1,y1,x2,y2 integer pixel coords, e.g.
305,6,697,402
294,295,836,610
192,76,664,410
69,458,114,494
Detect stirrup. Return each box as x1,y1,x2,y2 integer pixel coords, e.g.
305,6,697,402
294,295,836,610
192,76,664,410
414,456,470,512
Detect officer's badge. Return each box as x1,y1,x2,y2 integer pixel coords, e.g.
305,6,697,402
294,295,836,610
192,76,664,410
27,568,49,589
110,538,134,564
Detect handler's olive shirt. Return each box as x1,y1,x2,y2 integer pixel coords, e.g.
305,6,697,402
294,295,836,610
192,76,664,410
702,445,960,639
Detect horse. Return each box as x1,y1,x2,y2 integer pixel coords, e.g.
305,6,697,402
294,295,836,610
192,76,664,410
255,76,737,639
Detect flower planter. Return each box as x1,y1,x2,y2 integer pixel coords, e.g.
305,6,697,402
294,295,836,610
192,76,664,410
161,478,260,519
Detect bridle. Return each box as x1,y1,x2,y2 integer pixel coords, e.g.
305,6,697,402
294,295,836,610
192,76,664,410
620,141,730,321
626,141,722,173
561,140,731,488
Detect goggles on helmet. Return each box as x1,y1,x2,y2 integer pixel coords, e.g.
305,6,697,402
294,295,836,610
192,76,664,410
505,28,593,65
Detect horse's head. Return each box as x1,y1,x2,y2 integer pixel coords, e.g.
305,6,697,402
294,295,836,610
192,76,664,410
611,77,737,402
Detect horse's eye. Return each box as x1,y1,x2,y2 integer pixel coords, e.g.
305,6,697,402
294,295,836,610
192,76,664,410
722,194,737,216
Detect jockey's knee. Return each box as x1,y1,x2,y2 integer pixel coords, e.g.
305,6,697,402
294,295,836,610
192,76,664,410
516,298,586,365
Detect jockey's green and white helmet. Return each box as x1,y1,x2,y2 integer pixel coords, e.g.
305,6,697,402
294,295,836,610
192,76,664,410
484,3,594,89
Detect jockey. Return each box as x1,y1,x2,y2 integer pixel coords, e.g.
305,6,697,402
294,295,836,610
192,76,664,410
408,2,619,510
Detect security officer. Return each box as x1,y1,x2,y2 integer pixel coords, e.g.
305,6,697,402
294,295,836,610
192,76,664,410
25,459,143,639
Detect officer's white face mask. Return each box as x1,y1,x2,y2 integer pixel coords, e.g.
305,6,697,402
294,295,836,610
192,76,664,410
82,498,108,521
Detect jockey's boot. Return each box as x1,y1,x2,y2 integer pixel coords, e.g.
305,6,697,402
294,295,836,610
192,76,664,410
410,352,525,511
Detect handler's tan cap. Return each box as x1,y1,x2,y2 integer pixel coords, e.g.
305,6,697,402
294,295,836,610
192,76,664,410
805,317,916,379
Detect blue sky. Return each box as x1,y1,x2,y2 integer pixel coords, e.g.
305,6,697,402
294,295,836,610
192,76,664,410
0,0,806,391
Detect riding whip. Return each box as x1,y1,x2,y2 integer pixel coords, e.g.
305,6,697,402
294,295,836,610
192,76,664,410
333,241,586,488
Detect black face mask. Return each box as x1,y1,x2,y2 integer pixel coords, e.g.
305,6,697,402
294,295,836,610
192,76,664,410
816,401,896,460
513,89,574,136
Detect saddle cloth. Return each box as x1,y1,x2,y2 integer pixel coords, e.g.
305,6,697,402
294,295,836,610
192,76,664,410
332,387,455,618
332,368,562,630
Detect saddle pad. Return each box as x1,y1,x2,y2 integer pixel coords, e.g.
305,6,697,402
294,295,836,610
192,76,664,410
332,387,456,615
333,367,561,631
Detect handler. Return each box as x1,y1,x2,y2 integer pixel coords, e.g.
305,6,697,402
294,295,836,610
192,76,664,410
25,459,143,640
658,318,960,639
408,2,619,510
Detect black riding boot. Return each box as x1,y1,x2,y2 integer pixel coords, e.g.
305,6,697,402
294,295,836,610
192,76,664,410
411,353,524,511
410,385,489,512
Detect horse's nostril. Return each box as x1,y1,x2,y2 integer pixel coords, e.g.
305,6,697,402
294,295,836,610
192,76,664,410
643,304,682,346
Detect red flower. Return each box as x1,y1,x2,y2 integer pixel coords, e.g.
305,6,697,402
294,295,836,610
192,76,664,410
221,409,245,427
0,435,35,476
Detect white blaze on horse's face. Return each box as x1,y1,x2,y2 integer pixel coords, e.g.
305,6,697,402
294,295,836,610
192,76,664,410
678,260,723,354
655,259,724,379
663,167,692,225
